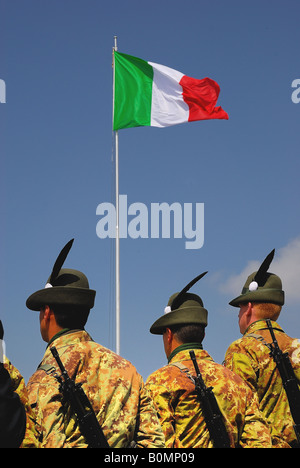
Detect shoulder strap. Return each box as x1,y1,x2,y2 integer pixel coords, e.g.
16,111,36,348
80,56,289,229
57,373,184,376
168,361,196,384
246,333,272,351
168,361,189,371
38,363,55,374
38,362,62,382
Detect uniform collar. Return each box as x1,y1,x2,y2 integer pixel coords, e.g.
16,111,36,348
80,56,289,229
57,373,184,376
168,342,203,363
46,328,90,348
244,319,284,336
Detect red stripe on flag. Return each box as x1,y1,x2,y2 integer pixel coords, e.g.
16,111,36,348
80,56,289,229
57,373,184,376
179,75,228,121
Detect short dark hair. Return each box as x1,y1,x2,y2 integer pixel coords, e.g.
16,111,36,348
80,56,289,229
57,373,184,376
50,305,90,330
170,324,205,344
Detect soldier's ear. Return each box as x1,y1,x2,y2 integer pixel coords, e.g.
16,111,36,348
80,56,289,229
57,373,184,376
41,305,52,321
165,327,173,343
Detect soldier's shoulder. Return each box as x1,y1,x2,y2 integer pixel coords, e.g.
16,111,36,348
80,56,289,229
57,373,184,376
226,332,268,357
146,363,181,388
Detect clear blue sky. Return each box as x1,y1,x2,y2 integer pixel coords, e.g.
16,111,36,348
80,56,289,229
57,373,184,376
1,0,299,382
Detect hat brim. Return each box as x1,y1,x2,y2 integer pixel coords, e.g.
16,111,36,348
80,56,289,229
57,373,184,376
26,287,96,311
150,306,208,335
229,289,284,307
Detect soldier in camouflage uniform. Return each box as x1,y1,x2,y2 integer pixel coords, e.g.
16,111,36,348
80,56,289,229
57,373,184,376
0,321,39,448
146,273,272,448
26,239,165,448
224,249,300,448
1,357,40,448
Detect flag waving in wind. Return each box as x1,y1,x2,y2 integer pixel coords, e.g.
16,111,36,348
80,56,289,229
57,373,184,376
113,51,228,131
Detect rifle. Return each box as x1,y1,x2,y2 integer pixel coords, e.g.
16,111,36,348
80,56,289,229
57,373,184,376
266,319,300,447
50,346,109,448
189,350,231,448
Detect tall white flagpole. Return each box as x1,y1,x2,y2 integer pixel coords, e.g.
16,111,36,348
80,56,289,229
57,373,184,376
112,36,120,355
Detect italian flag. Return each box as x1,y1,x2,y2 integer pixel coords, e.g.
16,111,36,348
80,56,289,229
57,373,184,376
113,51,228,131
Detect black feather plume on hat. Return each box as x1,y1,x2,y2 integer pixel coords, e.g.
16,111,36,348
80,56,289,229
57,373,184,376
254,249,275,286
171,271,208,311
0,320,3,340
49,239,74,286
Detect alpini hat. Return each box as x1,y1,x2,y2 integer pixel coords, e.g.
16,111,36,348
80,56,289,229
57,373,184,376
229,249,284,307
26,239,96,311
150,272,208,335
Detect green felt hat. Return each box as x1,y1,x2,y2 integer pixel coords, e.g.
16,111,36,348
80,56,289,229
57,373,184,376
26,239,96,311
150,272,208,335
229,249,284,307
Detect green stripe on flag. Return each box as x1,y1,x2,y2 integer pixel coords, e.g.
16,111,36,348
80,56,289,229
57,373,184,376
113,52,153,130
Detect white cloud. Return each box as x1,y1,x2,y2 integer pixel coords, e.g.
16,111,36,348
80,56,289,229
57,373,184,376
220,236,300,305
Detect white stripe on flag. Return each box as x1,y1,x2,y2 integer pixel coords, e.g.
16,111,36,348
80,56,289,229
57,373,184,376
149,62,189,127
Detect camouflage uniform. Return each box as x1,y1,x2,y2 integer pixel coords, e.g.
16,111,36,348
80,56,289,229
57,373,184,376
146,345,272,448
2,357,39,448
27,330,165,448
224,319,300,447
